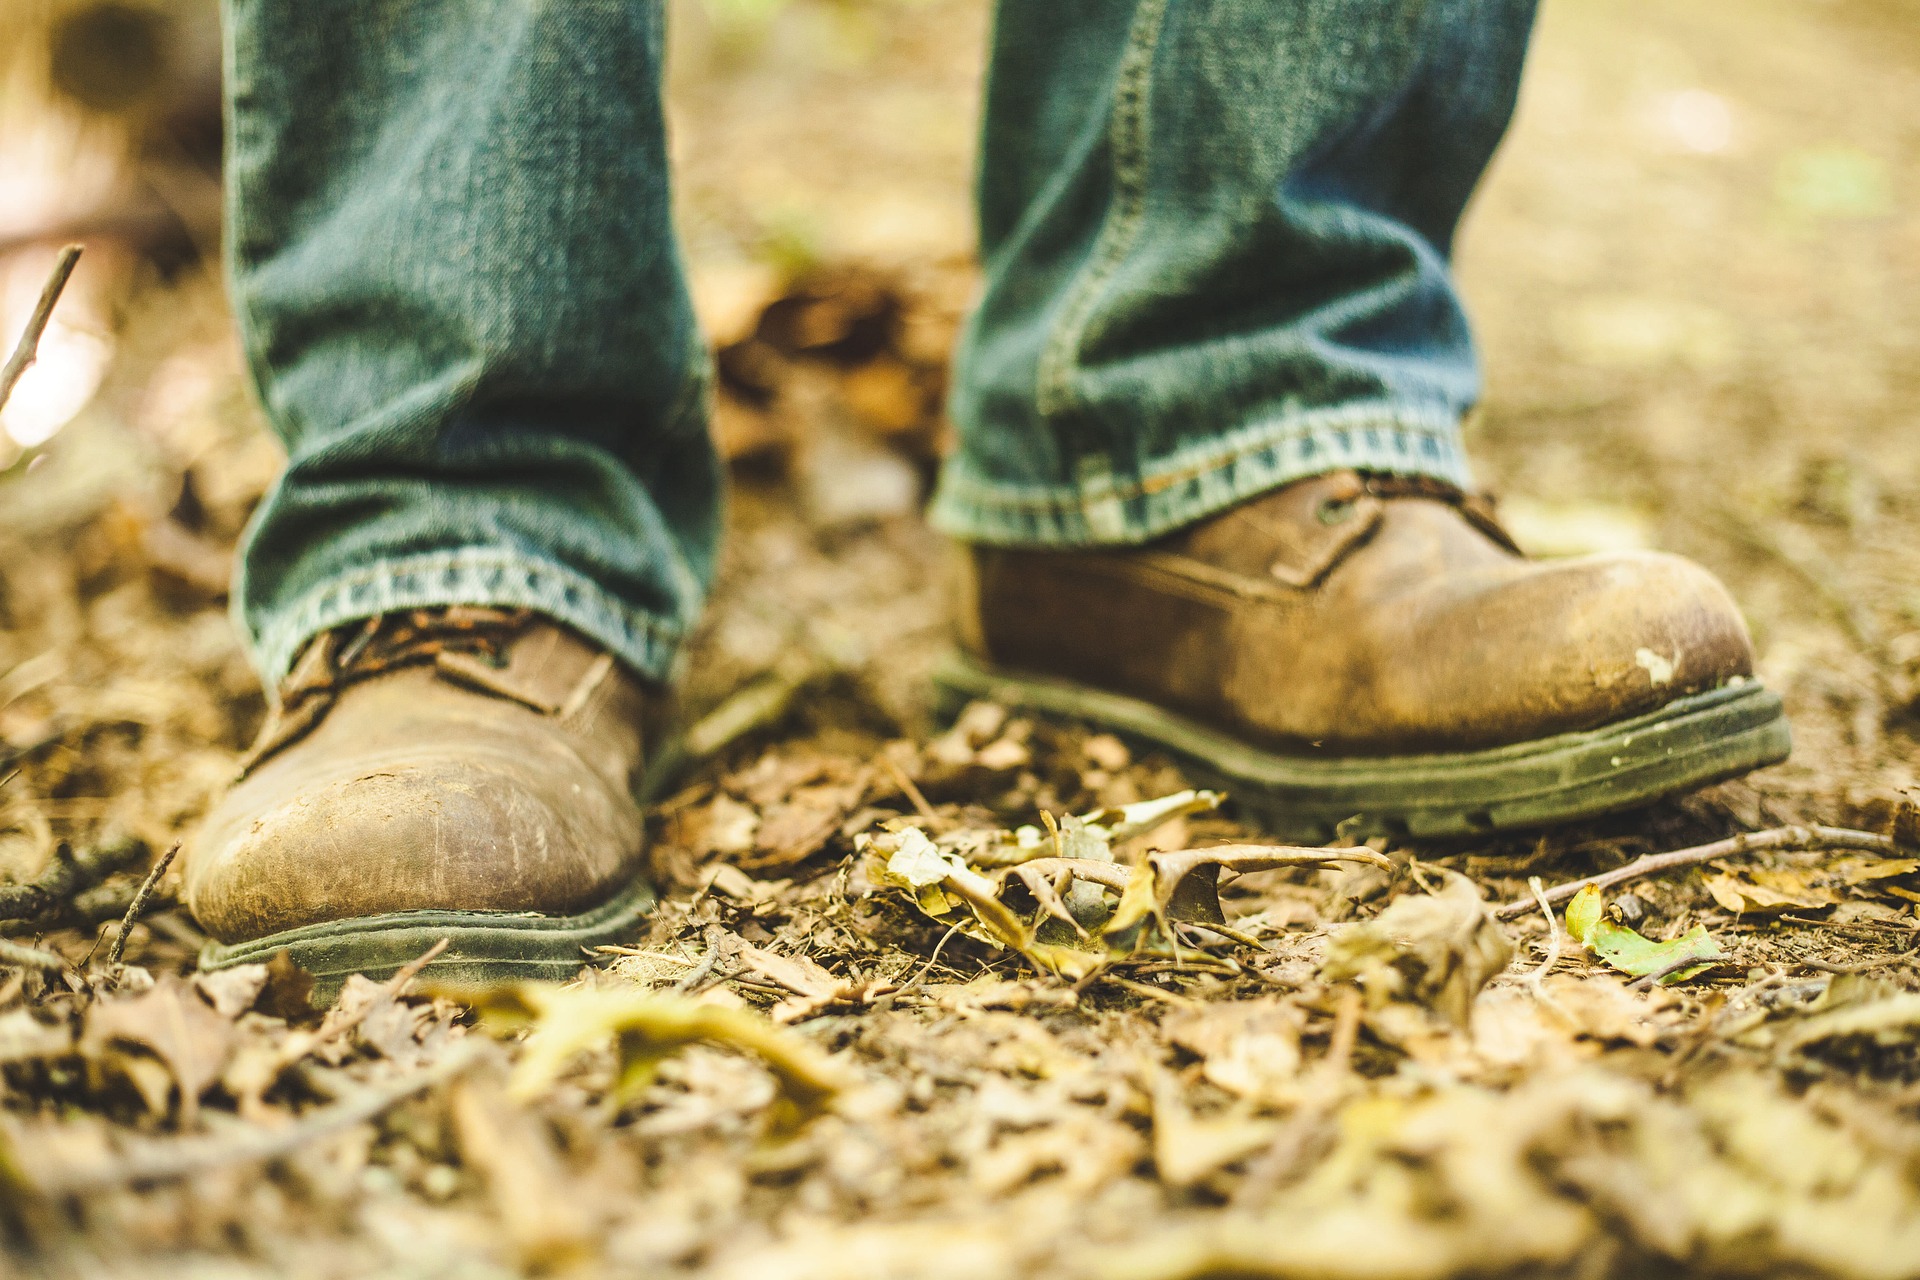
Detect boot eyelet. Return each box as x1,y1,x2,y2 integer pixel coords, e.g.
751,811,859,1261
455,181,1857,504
1316,497,1358,526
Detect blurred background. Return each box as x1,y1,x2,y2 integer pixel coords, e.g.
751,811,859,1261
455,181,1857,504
0,0,1916,864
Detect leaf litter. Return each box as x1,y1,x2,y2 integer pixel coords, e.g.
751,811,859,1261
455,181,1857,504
6,4,1920,1267
9,474,1920,1280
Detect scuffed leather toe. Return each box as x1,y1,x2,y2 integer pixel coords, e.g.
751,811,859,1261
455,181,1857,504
184,617,650,948
189,744,640,941
1357,548,1757,751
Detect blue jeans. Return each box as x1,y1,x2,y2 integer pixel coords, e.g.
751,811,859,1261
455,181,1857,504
225,0,1537,689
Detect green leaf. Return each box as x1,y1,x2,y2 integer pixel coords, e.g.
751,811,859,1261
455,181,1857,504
1562,885,1724,985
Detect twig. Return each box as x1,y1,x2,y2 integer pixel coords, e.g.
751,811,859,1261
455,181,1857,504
1521,874,1580,1025
879,751,936,821
0,835,149,929
1525,876,1564,982
679,660,816,762
105,844,178,967
1781,914,1915,935
899,922,963,995
1495,825,1894,920
1795,954,1906,976
0,245,83,418
1629,954,1723,991
0,936,68,973
331,937,448,1031
1317,985,1362,1080
1175,918,1269,953
30,1041,484,1195
1103,973,1200,1008
671,933,725,994
272,938,449,1072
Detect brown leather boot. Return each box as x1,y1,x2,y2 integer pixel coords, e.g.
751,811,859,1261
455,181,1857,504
939,471,1790,841
187,607,657,995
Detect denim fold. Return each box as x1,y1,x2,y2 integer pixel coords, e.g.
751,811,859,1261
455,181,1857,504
222,0,1536,686
224,0,717,688
932,0,1537,544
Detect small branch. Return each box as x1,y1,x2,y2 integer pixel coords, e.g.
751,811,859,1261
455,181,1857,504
30,1042,484,1195
671,925,736,995
1629,954,1722,991
106,844,178,967
1795,954,1906,976
1523,875,1565,984
879,751,936,821
1521,875,1577,1027
0,245,83,418
1495,825,1894,920
0,936,68,973
0,836,149,930
899,921,964,994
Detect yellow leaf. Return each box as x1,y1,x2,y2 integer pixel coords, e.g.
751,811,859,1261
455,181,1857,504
469,984,848,1130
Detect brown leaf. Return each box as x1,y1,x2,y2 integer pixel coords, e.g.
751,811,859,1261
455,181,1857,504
692,793,761,859
1162,998,1306,1103
451,1074,598,1271
733,751,838,809
1703,867,1837,913
254,948,317,1021
192,963,270,1019
1322,873,1514,1030
737,944,838,1000
1543,976,1676,1048
1150,1070,1279,1188
356,996,438,1067
1830,856,1920,886
83,976,237,1124
744,780,866,871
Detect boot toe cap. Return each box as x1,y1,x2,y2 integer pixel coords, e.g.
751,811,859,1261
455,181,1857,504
1438,549,1758,743
186,750,641,944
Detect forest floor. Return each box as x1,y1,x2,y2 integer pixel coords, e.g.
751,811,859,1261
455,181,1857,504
5,0,1920,1276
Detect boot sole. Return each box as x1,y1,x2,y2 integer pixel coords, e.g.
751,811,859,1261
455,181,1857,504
932,651,1791,842
197,875,655,1006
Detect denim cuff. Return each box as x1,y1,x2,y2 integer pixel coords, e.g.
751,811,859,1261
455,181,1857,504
242,548,686,694
928,401,1473,547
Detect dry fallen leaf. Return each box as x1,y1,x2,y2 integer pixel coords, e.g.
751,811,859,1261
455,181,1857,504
1703,868,1838,914
862,792,1384,979
82,976,236,1125
1321,872,1514,1029
451,1072,598,1271
470,983,850,1131
192,962,270,1019
1162,998,1306,1103
1149,1069,1278,1188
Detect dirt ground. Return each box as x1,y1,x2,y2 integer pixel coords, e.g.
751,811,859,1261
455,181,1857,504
5,1,1920,1277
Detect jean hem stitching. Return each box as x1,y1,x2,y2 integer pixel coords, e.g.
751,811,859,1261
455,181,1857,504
248,549,685,692
928,401,1471,546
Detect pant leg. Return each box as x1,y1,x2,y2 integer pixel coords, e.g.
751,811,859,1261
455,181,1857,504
932,0,1537,546
224,0,717,689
